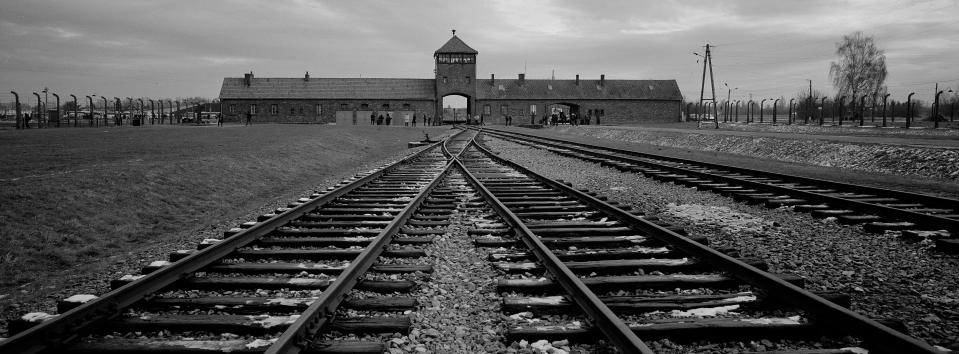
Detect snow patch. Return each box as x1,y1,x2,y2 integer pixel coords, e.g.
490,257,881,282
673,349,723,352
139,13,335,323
63,294,97,303
670,304,739,317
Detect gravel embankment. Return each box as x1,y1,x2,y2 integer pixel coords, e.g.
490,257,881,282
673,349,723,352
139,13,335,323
484,136,959,351
546,126,959,181
719,122,959,137
0,144,439,339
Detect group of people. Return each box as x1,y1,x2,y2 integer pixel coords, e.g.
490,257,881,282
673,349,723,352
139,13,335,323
370,112,434,126
535,111,599,126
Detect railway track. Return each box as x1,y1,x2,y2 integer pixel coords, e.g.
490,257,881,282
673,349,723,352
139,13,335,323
478,127,959,254
0,130,472,354
454,130,938,353
0,127,944,353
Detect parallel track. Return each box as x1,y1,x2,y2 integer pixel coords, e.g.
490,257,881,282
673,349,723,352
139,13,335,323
454,130,937,353
479,127,959,253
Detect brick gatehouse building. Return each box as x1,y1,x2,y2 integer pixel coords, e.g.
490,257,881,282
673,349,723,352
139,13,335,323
218,33,683,125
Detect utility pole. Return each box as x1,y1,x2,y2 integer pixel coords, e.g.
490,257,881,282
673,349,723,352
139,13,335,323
806,79,812,124
697,44,718,129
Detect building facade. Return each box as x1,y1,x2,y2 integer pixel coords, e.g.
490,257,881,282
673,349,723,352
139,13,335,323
218,34,683,124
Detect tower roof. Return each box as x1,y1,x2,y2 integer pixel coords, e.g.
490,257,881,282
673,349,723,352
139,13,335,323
434,35,478,55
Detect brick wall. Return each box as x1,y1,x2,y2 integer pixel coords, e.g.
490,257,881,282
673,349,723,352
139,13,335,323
475,99,681,125
220,99,436,123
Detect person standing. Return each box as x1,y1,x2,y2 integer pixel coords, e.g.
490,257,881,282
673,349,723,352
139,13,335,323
386,112,392,125
370,111,376,125
377,113,384,125
217,113,223,126
245,110,252,126
404,112,410,127
412,113,417,127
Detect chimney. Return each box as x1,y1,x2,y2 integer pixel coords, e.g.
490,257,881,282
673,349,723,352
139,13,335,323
600,74,605,87
304,71,310,81
490,73,495,85
243,71,254,87
575,74,580,85
518,73,525,84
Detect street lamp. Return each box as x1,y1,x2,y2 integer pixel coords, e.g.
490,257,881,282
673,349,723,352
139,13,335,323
101,96,109,126
934,89,953,129
724,83,737,122
69,94,78,127
788,98,795,125
10,91,22,129
32,92,41,128
882,93,891,127
773,98,781,124
42,87,48,127
51,93,60,127
85,95,94,127
906,92,916,128
760,98,767,123
114,98,121,125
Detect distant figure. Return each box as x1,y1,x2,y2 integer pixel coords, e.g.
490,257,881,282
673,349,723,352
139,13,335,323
386,112,392,125
245,111,252,126
377,114,384,125
412,113,417,127
217,114,223,126
505,114,511,126
370,112,375,125
404,113,410,126
24,113,31,128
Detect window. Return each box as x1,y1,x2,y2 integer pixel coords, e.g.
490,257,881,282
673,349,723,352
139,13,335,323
442,76,448,84
465,76,471,84
529,105,537,115
315,104,322,115
270,104,278,115
483,105,491,115
229,104,236,114
339,103,348,110
402,103,411,110
500,105,508,115
360,103,369,109
250,104,257,114
382,103,390,109
463,55,474,64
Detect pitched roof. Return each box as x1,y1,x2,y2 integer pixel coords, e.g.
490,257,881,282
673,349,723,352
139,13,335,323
475,79,682,101
219,77,436,100
434,35,478,54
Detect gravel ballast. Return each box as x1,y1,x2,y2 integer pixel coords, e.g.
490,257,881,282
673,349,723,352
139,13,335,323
544,125,959,181
483,136,959,351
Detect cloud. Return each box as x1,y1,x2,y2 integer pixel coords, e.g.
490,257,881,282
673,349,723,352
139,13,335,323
1,0,957,103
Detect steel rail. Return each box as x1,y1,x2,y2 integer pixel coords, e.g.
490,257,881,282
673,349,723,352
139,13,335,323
469,133,939,354
453,138,654,354
481,127,959,234
268,160,454,354
0,140,447,354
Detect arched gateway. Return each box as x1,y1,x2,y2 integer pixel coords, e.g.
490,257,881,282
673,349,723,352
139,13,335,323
218,33,682,125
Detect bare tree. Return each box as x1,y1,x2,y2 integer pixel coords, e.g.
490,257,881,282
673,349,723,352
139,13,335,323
829,32,888,119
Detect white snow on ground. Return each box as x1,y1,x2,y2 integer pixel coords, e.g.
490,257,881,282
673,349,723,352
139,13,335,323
662,203,772,234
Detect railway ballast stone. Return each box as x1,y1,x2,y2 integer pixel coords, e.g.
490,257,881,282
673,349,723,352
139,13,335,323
547,126,959,181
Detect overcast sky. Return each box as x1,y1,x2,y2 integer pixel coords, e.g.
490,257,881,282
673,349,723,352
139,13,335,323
2,0,958,106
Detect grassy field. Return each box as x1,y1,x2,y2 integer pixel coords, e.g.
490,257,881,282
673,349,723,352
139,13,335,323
0,124,449,288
